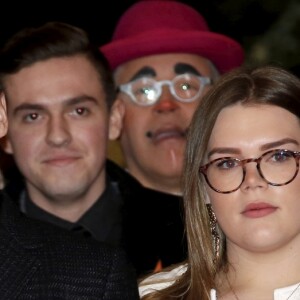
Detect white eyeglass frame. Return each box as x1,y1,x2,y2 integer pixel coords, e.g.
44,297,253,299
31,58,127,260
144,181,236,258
118,74,212,106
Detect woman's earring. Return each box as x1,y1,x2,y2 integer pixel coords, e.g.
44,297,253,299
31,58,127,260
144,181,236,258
207,204,220,260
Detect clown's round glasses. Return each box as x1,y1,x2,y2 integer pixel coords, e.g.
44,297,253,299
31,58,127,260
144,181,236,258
199,149,300,194
118,74,211,106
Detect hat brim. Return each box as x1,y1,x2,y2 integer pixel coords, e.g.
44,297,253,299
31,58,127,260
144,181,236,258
101,30,244,74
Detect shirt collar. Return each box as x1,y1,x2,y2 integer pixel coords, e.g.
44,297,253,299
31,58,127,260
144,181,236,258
20,177,123,245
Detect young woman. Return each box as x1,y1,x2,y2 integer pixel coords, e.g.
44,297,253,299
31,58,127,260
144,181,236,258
139,65,300,300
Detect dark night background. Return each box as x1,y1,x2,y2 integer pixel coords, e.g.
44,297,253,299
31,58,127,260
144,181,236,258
0,0,299,74
0,0,299,171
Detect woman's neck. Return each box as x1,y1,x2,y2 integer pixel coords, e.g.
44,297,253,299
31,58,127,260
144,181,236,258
216,241,300,299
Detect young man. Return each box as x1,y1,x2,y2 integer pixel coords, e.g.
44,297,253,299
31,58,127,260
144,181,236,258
0,93,138,298
0,22,123,246
101,0,245,275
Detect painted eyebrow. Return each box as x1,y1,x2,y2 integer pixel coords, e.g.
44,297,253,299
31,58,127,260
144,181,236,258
207,138,299,158
129,66,156,81
128,63,202,82
174,63,202,76
12,95,98,116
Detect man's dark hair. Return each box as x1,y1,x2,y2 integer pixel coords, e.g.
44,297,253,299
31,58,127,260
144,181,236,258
0,21,115,108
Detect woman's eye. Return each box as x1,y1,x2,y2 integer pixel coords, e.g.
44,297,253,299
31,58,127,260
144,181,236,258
271,151,292,163
216,159,238,169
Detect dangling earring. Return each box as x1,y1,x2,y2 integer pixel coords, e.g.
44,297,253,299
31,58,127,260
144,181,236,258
207,204,220,260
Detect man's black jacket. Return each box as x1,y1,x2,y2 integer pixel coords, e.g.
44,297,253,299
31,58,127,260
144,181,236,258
0,192,139,299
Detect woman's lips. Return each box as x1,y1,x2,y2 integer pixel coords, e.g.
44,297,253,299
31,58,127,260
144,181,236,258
242,202,278,218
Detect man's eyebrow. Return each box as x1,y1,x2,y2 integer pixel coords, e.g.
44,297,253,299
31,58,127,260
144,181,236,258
13,103,45,116
129,66,156,81
65,95,98,107
174,63,201,76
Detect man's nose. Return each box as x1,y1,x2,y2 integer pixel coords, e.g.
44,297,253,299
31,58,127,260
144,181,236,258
153,85,180,113
46,116,71,147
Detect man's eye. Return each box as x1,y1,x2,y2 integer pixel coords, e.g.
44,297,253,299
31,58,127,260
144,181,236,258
180,83,192,91
23,113,39,122
134,86,154,96
74,107,89,116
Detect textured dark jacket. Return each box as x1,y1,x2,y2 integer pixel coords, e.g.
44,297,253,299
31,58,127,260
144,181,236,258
107,160,187,277
4,160,187,278
0,192,139,299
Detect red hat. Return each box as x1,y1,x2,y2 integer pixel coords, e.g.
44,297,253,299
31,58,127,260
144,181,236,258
100,0,244,73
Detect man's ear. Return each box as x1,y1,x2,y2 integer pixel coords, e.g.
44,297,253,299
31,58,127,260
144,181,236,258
0,93,13,154
0,136,12,154
109,98,125,141
0,93,8,139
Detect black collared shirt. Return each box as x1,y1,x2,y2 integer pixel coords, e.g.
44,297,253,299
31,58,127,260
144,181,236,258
19,179,123,246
